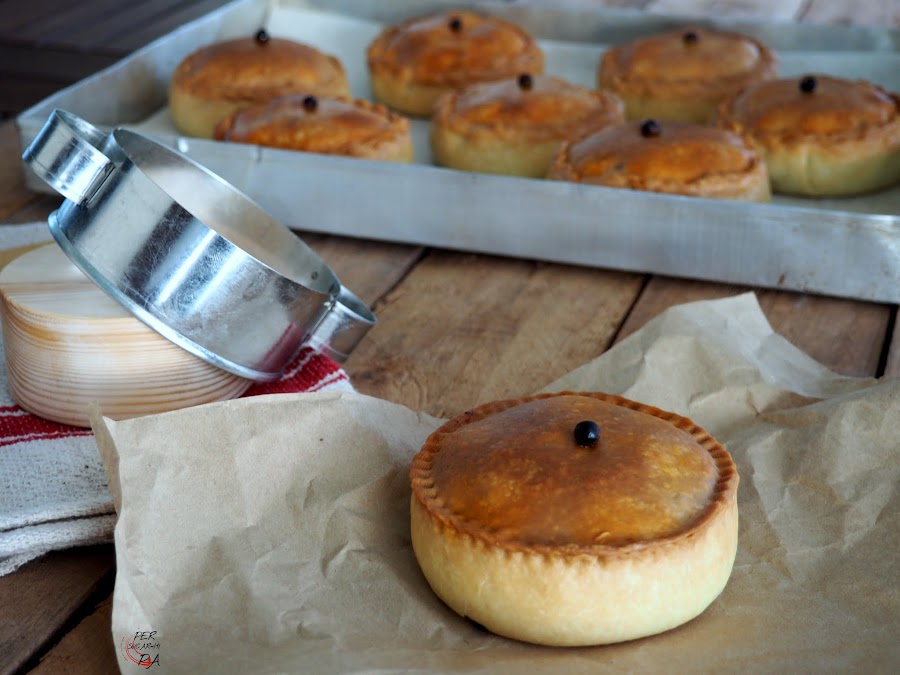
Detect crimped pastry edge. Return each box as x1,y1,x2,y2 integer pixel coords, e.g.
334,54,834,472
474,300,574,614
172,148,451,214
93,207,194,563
212,96,414,163
366,11,544,117
169,77,352,140
411,489,738,646
411,391,738,558
546,134,771,202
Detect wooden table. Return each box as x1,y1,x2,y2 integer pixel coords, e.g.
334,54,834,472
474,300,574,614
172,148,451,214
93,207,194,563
1,1,897,673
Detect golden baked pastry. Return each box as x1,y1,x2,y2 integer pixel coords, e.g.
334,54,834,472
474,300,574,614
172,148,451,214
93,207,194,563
213,94,413,163
367,11,544,117
431,73,625,177
169,30,351,138
716,74,900,196
410,392,739,646
547,118,771,202
598,26,777,124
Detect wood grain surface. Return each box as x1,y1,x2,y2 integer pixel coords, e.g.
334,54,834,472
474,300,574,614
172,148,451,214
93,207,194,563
617,277,892,377
0,545,114,675
30,597,117,674
347,251,645,417
0,1,897,673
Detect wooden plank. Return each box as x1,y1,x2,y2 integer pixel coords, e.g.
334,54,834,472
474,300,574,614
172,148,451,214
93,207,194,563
0,0,228,116
12,0,145,44
6,0,229,53
297,233,424,307
0,194,62,225
105,0,235,53
0,43,119,81
755,290,889,377
345,250,645,418
31,596,117,674
0,0,76,36
54,0,205,51
0,545,114,675
0,75,69,119
615,276,891,377
616,276,742,342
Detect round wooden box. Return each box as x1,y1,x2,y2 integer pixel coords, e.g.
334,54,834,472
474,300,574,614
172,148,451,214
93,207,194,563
0,243,252,427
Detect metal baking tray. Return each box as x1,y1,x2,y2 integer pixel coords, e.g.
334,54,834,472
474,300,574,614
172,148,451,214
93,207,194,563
15,0,900,302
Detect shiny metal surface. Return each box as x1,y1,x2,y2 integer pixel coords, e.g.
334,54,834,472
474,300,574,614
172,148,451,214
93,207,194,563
307,286,378,362
21,109,113,206
24,111,375,380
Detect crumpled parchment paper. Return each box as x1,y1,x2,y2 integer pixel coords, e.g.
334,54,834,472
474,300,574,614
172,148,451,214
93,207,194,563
94,293,899,673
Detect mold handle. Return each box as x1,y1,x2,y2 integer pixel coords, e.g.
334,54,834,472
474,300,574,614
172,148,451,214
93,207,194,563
21,109,115,206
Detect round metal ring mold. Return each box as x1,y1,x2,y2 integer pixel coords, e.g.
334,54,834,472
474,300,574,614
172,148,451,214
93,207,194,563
27,111,372,381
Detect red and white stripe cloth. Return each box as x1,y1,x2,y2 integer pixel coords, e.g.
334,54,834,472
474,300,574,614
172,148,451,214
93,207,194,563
0,223,353,575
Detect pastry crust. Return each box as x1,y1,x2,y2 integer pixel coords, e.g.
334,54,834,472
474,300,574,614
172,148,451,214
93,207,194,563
716,74,900,196
410,392,739,647
213,94,413,163
548,119,771,201
598,26,777,124
367,11,544,117
431,74,625,177
169,36,351,138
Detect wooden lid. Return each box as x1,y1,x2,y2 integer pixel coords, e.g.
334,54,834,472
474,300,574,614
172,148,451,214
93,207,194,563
0,244,250,427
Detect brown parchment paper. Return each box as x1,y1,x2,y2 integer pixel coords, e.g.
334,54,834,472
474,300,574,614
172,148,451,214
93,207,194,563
93,293,900,673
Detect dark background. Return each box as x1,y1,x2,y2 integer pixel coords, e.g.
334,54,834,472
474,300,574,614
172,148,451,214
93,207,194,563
1,0,232,120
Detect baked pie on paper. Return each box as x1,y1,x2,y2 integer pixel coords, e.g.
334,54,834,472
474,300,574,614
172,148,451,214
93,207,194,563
409,391,739,646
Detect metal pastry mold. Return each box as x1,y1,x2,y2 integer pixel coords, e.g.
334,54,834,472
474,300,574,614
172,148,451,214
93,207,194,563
23,110,375,380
